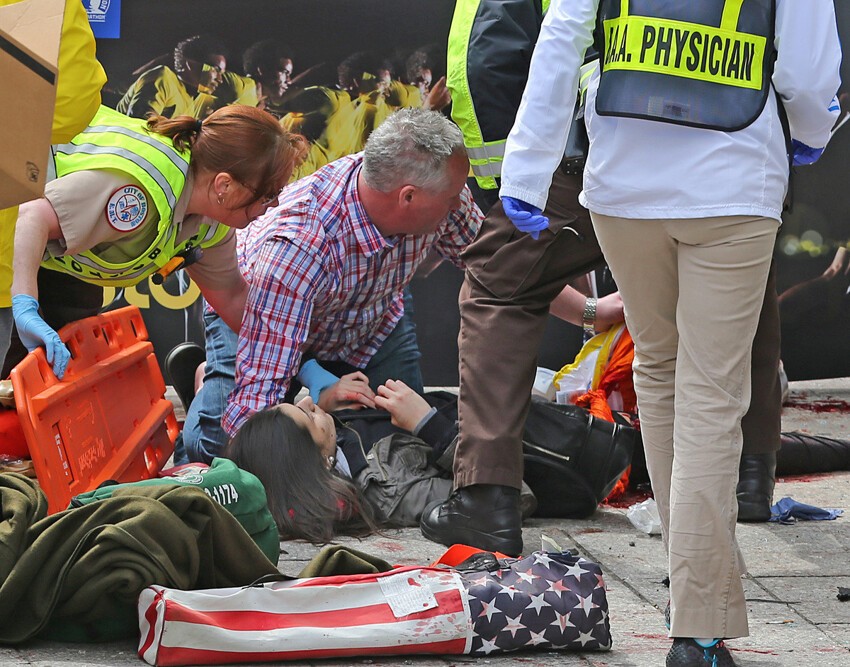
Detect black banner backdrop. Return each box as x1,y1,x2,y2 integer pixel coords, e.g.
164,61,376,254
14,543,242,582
93,0,849,384
776,0,850,381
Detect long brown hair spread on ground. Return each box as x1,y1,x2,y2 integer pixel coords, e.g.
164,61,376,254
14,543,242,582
225,406,380,544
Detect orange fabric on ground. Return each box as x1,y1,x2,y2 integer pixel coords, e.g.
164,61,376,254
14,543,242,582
572,328,636,500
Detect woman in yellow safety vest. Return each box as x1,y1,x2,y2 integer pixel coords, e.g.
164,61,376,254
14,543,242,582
0,0,106,386
7,104,305,380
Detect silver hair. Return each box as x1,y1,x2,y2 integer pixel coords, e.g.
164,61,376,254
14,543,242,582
362,108,466,192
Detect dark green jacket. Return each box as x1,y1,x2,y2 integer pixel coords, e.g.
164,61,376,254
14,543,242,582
0,474,279,644
70,457,280,563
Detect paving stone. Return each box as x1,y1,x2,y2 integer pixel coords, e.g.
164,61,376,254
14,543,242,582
1,380,849,666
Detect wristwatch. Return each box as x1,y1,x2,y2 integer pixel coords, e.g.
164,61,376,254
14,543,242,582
582,297,597,336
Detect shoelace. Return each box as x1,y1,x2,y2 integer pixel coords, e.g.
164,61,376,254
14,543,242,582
701,640,723,666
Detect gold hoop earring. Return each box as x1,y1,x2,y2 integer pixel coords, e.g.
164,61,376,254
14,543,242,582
216,193,224,205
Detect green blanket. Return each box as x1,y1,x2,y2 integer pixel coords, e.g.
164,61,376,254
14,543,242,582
0,473,280,644
71,458,280,563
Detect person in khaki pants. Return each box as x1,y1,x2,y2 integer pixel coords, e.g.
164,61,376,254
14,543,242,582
493,0,841,664
422,0,787,566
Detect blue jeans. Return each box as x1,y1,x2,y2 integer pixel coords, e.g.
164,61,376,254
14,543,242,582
361,288,423,393
180,292,423,464
177,309,239,464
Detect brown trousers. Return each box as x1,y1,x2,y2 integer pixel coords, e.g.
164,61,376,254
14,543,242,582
454,169,781,489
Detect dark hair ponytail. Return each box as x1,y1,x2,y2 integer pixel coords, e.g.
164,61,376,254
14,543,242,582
225,407,380,544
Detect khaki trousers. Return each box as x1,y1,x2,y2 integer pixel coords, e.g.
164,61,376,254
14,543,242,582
454,166,781,492
592,213,779,640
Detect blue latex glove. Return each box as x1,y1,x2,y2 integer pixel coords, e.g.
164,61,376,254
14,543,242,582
501,196,550,240
791,139,825,167
11,294,70,379
296,358,339,403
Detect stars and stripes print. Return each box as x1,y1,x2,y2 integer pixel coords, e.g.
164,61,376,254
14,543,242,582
462,551,612,655
138,568,472,666
137,552,610,665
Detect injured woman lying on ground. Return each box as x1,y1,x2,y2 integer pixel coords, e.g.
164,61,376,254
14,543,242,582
223,374,850,545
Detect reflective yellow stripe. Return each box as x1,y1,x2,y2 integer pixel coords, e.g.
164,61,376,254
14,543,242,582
720,0,745,31
466,141,505,161
601,15,765,90
468,140,505,179
579,60,598,103
470,160,501,178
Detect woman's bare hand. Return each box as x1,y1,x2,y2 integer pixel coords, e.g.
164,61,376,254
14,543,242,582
374,379,431,431
594,292,625,332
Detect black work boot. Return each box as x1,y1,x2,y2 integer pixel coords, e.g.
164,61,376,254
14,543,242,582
420,484,523,556
736,452,776,522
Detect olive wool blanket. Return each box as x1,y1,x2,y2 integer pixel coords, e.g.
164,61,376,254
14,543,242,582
0,473,279,644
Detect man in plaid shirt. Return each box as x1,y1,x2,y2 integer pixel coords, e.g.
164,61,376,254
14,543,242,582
181,108,482,463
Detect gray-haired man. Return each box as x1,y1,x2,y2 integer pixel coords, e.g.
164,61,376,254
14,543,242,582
181,108,483,463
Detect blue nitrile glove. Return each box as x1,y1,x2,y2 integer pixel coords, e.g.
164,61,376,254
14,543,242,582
296,358,339,403
501,196,550,240
11,294,70,379
791,139,825,167
769,496,843,524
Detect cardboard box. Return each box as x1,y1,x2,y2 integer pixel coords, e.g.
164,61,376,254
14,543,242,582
0,0,63,209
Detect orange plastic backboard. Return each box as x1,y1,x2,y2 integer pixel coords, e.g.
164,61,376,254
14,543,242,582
10,306,177,513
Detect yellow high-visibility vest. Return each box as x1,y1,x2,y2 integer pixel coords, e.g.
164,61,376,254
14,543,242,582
595,0,775,131
447,0,553,189
43,105,228,286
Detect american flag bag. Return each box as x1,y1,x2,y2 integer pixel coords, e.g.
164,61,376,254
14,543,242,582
138,567,472,665
457,550,612,655
137,551,610,666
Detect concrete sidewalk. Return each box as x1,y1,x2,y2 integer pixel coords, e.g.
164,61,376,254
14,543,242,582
2,380,849,666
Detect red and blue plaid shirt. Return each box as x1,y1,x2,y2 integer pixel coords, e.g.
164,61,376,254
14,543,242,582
223,153,482,435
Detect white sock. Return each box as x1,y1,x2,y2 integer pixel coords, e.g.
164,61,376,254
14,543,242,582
694,637,719,648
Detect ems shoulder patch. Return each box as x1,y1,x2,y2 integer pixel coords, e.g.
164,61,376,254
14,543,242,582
106,185,149,232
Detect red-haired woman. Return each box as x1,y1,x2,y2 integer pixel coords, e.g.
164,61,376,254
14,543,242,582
6,104,305,378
